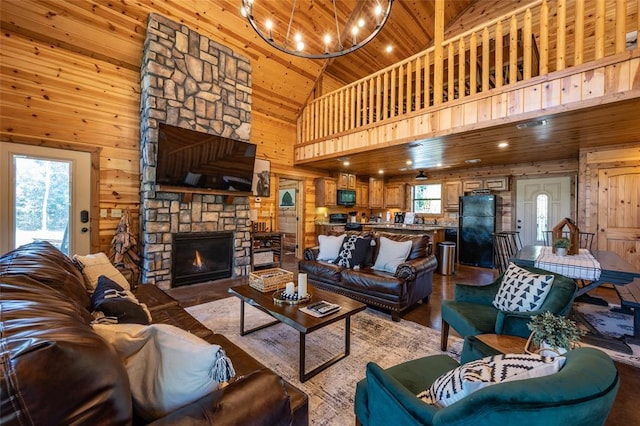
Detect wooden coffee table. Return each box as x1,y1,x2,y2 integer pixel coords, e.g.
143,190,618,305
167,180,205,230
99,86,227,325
228,284,366,382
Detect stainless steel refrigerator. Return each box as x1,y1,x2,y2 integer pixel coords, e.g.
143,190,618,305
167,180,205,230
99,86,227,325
458,194,497,268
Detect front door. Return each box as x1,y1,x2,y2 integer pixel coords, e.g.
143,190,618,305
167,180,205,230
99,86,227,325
597,166,640,270
515,176,572,246
0,143,91,255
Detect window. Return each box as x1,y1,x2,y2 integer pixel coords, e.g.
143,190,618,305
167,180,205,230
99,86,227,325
412,184,442,214
536,193,549,242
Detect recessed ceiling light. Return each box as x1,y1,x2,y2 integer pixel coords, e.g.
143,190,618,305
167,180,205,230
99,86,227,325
406,160,413,165
465,159,482,164
385,45,393,53
343,161,350,166
378,169,384,174
436,163,443,167
498,142,509,148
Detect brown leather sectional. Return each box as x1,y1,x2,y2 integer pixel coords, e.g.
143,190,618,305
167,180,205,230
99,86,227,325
0,241,308,425
299,232,438,321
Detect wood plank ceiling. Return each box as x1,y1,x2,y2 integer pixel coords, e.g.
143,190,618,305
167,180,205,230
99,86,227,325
0,0,474,123
2,0,638,178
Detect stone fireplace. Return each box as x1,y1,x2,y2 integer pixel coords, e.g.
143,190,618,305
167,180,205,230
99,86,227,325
139,13,252,290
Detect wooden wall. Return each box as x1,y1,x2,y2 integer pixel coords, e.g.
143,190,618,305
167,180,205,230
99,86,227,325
1,31,141,252
0,22,325,255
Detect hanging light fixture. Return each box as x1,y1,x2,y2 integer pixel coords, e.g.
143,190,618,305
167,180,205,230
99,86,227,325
240,0,393,59
415,171,428,180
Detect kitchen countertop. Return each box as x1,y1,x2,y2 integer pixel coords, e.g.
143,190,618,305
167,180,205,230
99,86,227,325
315,222,457,231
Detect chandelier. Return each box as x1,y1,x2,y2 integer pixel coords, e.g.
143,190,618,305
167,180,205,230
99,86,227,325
240,0,393,59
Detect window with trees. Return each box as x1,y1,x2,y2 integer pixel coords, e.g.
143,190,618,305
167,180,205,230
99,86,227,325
412,184,442,214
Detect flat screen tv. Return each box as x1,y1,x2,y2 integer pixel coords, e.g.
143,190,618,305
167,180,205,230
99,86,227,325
156,123,256,192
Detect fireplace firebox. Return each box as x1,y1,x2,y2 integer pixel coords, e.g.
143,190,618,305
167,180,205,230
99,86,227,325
172,232,234,287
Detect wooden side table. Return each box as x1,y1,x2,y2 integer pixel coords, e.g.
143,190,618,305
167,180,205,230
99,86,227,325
476,334,529,354
461,334,529,363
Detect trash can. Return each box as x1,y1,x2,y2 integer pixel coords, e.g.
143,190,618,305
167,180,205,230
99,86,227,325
437,241,456,275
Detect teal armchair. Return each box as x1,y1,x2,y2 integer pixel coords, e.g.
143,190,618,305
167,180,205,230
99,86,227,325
440,265,577,350
355,348,619,426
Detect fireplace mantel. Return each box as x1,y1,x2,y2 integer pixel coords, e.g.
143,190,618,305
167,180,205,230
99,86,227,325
157,185,253,203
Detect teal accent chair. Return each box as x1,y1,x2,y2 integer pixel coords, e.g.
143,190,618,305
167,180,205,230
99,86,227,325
440,265,577,351
354,347,619,426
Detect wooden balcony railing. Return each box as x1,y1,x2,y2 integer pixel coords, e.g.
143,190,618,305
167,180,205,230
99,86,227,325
298,0,639,145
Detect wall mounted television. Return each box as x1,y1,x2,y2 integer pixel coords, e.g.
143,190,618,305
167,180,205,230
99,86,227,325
156,123,256,192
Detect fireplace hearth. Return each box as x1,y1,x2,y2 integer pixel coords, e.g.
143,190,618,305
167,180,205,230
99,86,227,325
172,232,234,287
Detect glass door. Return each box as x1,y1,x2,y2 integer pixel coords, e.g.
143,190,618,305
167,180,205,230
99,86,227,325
1,143,91,255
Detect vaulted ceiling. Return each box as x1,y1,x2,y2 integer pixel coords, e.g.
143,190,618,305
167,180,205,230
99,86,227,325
0,0,476,124
2,1,638,178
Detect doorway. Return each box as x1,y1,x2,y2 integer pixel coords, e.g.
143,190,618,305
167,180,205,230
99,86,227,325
597,166,640,270
277,177,304,258
0,142,92,255
515,176,573,247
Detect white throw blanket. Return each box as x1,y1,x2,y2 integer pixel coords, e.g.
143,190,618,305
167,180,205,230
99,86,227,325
93,323,235,420
534,246,601,281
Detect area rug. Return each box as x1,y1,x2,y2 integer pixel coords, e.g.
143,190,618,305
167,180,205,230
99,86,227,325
187,298,463,426
571,302,640,367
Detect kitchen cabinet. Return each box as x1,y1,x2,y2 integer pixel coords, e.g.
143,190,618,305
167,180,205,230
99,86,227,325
338,172,357,190
463,177,509,192
485,177,509,191
369,177,384,208
444,180,463,211
384,183,406,209
315,177,337,206
356,181,369,207
251,232,283,271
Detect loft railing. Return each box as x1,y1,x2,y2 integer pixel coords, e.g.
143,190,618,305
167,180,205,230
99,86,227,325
298,0,639,144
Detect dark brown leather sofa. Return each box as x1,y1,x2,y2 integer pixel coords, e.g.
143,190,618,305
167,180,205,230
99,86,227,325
0,241,308,426
298,232,437,321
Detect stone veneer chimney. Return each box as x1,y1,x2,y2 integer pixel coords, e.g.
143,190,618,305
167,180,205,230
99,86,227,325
139,13,252,289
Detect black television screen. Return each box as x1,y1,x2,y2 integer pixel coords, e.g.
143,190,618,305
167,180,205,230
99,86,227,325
156,123,256,192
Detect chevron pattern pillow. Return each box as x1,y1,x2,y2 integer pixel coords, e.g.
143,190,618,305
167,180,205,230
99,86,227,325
492,263,555,312
417,353,565,407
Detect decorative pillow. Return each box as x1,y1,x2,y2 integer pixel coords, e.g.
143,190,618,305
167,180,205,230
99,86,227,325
335,235,372,268
92,323,236,421
73,252,131,293
317,234,346,262
91,275,151,325
372,236,412,273
417,353,565,407
492,263,555,312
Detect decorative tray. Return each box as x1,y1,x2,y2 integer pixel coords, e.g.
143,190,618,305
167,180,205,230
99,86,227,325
273,290,312,305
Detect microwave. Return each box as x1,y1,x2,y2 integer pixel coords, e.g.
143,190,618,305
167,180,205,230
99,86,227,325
337,189,356,206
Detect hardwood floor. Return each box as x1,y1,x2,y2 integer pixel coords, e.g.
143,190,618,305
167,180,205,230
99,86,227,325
167,256,638,425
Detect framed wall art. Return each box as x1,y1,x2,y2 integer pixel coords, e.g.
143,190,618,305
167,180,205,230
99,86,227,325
252,158,270,197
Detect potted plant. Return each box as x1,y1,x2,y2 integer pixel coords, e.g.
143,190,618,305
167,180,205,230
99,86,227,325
526,312,585,357
553,237,571,256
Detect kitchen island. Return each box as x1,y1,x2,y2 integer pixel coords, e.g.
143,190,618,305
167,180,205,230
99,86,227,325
314,222,457,251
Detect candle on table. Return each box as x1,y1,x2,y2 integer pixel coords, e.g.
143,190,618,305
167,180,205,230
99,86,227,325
298,273,308,298
285,282,295,295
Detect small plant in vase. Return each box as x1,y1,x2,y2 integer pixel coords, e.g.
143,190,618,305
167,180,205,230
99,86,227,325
553,237,571,256
526,312,585,357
